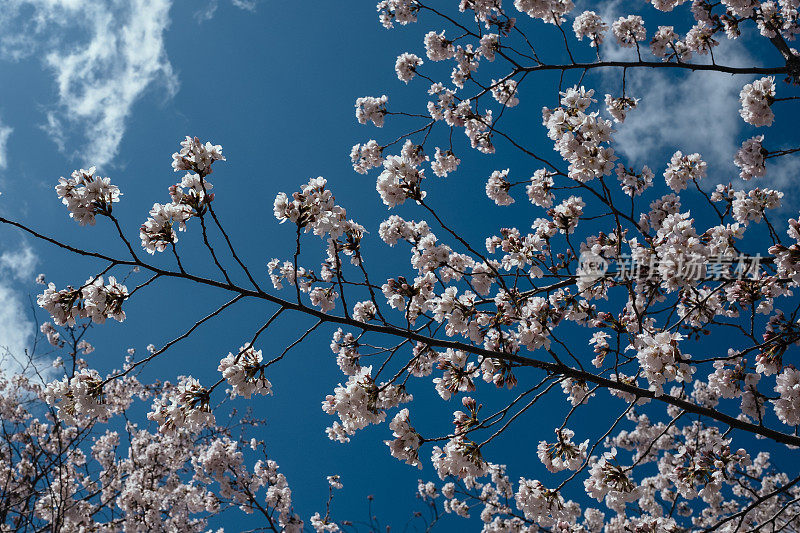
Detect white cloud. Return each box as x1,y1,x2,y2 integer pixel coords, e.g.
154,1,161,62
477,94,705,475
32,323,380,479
196,0,259,22
609,64,747,181
41,112,66,153
0,243,39,378
569,2,755,186
0,244,37,281
0,283,36,377
0,0,177,169
761,153,800,212
195,0,219,22
230,0,259,11
0,117,11,170
583,13,754,185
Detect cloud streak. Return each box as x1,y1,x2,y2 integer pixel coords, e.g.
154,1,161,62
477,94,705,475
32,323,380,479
0,283,36,376
610,62,747,181
0,117,11,170
570,2,756,186
196,0,261,22
230,0,259,10
0,243,38,377
0,0,177,169
195,0,219,22
0,244,37,281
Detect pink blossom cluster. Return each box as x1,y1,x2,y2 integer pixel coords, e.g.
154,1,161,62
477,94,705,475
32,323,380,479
55,167,121,226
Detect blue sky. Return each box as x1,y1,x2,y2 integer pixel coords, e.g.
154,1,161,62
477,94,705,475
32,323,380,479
0,0,798,530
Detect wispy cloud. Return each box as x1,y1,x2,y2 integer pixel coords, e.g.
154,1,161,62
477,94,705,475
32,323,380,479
582,2,754,185
41,112,66,153
761,152,800,212
609,61,747,181
230,0,259,11
0,243,38,377
195,0,219,22
0,283,37,377
570,1,755,185
196,0,260,22
0,116,11,170
0,0,177,169
0,244,37,281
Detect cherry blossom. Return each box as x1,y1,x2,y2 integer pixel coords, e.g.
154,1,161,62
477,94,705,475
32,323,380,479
573,11,607,46
148,376,216,434
355,95,389,127
395,52,423,83
171,136,225,175
55,167,121,226
385,408,423,468
537,428,589,472
424,31,456,61
218,344,273,399
351,140,384,174
734,135,767,180
740,76,776,127
486,169,514,205
8,1,800,530
322,366,412,442
612,15,646,48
